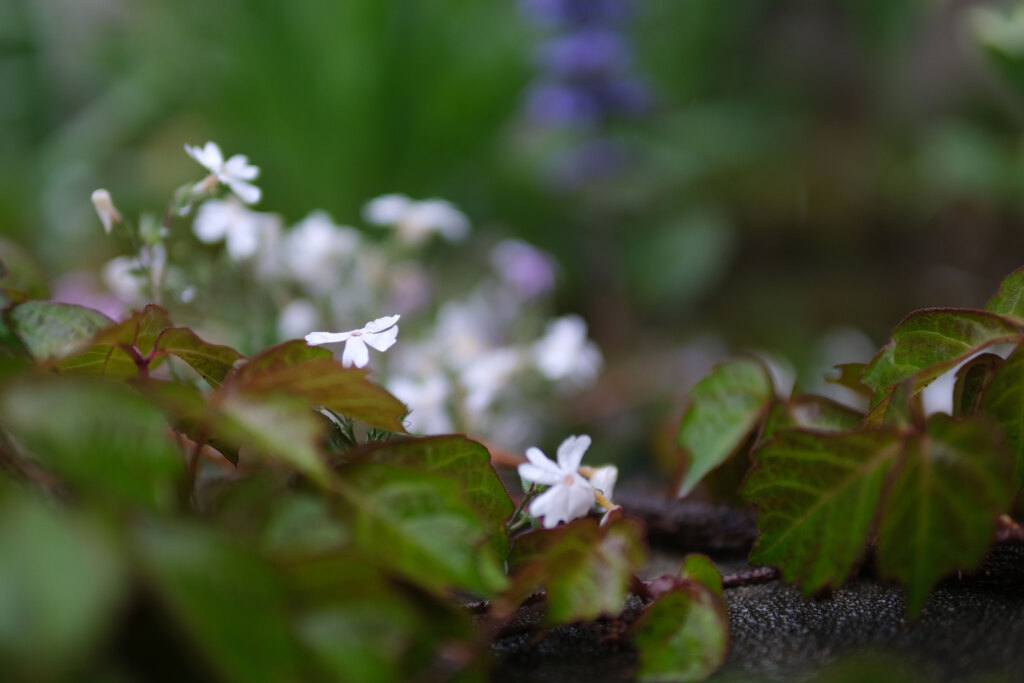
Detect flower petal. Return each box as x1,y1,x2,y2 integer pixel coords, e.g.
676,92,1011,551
525,447,563,477
556,434,591,472
227,178,262,205
342,336,370,368
565,479,596,521
364,325,399,353
363,314,401,333
192,200,230,243
586,465,617,500
518,463,562,487
529,485,570,528
305,331,351,345
224,154,260,180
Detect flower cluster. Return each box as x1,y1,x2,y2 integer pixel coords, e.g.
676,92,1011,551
519,0,652,186
89,145,604,452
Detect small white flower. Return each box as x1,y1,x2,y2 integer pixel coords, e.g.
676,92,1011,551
532,314,603,384
363,193,413,225
586,465,618,504
305,315,401,368
518,435,596,529
277,299,321,340
461,347,524,415
362,194,470,246
90,189,121,234
193,197,276,261
185,141,262,204
284,211,361,294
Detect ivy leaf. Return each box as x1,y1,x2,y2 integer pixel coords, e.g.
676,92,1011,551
5,301,113,362
632,583,729,683
875,416,1014,616
335,464,508,598
153,327,243,388
985,265,1024,321
0,378,184,511
826,362,873,399
506,518,646,625
0,489,125,681
216,392,331,487
980,345,1024,486
676,358,775,497
228,341,407,432
761,394,863,443
952,352,1004,416
134,522,303,683
743,429,903,593
345,436,514,558
88,304,173,356
861,309,1020,393
679,553,723,596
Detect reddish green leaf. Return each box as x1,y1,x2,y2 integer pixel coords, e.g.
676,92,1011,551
229,341,406,432
980,344,1024,486
679,553,723,596
762,395,863,443
346,436,514,557
985,266,1024,321
632,583,728,683
153,327,243,388
507,518,646,625
6,301,113,362
676,358,775,497
826,362,873,399
744,429,902,593
876,416,1014,616
89,304,173,356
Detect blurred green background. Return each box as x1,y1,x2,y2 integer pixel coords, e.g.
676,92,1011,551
5,0,1024,409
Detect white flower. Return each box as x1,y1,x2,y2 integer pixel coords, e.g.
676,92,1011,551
518,435,596,529
193,197,276,261
185,141,262,204
460,347,524,415
531,314,603,384
284,211,361,294
90,189,121,234
389,373,454,434
362,194,470,246
305,315,401,368
586,465,618,503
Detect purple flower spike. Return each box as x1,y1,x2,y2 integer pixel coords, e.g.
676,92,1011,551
535,29,630,78
525,81,601,126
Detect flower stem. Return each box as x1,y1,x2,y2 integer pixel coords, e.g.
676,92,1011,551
593,489,616,511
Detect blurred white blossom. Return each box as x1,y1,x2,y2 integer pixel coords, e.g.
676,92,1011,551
278,299,321,340
283,211,361,295
185,141,262,204
193,198,277,261
461,347,525,415
363,194,469,246
491,238,556,298
390,373,454,434
531,314,602,384
101,243,166,306
306,315,401,368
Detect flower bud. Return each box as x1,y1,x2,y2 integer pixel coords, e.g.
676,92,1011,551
91,189,122,235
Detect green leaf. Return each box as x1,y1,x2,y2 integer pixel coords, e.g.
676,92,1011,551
89,304,173,356
985,265,1024,320
335,464,507,597
743,429,902,592
952,351,1004,416
0,489,124,680
826,362,873,399
134,522,303,683
346,436,514,557
217,392,331,486
861,309,1020,393
761,395,863,443
153,327,244,387
5,301,113,362
875,416,1014,616
0,239,49,300
632,584,729,683
507,518,647,625
229,341,407,432
679,553,723,596
980,344,1024,486
0,378,183,510
676,358,775,497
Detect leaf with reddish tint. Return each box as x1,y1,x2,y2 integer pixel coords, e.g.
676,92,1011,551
986,266,1024,321
952,351,1004,416
89,304,173,356
49,305,175,378
862,309,1020,393
743,429,903,593
679,554,723,596
506,518,646,625
827,362,873,399
346,436,514,557
336,464,508,597
980,344,1024,486
632,583,728,683
761,395,863,443
6,301,114,362
676,358,775,498
876,416,1014,616
229,341,406,432
153,327,243,388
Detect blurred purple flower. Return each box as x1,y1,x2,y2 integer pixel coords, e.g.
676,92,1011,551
597,77,653,116
535,29,629,77
520,0,630,28
525,81,601,126
553,139,632,188
491,239,557,298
